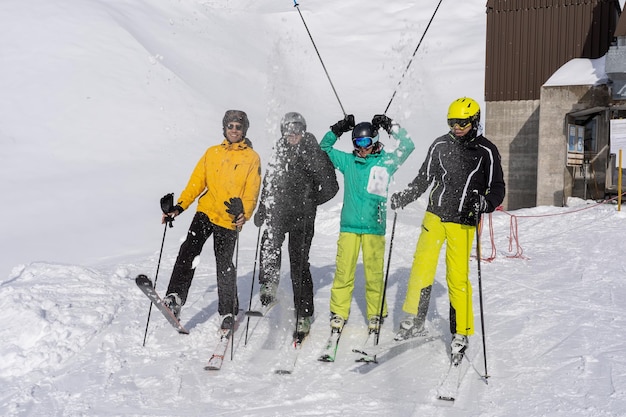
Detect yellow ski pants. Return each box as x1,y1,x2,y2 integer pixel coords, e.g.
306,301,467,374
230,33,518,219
402,212,475,336
330,232,387,321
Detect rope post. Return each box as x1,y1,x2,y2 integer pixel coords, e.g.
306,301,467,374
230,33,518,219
619,149,622,211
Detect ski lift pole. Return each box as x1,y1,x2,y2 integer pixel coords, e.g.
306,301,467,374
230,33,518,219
383,0,444,114
293,0,346,116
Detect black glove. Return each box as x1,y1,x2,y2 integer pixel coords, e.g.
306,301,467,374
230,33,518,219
160,193,174,214
390,191,412,210
160,193,182,227
253,207,265,227
470,191,490,214
224,197,244,221
330,114,355,137
372,114,393,134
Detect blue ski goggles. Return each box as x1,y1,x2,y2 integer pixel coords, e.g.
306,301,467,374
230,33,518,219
353,136,374,149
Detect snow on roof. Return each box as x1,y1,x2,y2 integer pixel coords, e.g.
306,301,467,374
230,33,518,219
543,56,608,87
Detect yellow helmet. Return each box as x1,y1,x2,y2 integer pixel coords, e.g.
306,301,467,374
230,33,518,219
447,97,480,127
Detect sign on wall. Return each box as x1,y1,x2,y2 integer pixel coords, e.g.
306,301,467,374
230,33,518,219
566,124,584,166
610,119,626,153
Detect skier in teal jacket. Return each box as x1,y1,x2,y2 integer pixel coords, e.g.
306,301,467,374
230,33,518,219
320,114,415,334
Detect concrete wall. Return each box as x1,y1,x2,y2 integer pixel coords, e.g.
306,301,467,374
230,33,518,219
485,100,540,210
537,85,611,206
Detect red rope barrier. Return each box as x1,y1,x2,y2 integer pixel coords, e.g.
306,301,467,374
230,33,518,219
478,196,621,262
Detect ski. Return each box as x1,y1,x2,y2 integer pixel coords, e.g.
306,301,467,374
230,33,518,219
352,330,380,363
135,274,189,334
204,328,233,371
318,329,342,362
352,334,437,363
436,357,464,401
204,311,243,371
275,332,307,375
245,299,278,317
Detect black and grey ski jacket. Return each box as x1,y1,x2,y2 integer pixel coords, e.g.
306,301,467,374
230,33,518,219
400,132,505,225
257,132,338,226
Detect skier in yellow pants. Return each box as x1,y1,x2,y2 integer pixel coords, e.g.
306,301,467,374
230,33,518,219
390,97,505,362
402,212,475,336
330,233,386,324
321,113,414,333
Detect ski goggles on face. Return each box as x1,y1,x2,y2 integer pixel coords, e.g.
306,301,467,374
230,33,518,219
353,136,374,149
227,123,243,131
448,118,472,129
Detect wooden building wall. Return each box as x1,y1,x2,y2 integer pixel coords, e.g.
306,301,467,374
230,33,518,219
485,0,621,102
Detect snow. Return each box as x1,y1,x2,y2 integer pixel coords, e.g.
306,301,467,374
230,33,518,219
543,57,609,87
2,0,626,416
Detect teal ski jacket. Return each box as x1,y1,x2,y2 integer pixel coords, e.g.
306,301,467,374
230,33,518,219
320,127,414,236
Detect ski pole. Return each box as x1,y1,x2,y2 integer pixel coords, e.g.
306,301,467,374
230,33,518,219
375,211,398,345
293,0,346,116
293,217,310,343
141,218,172,347
475,211,489,382
231,228,240,361
244,226,262,345
383,0,444,114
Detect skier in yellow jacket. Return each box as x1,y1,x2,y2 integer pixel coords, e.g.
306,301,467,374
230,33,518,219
162,110,261,330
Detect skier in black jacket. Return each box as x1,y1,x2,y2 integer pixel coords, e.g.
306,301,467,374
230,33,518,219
390,97,505,364
254,112,339,338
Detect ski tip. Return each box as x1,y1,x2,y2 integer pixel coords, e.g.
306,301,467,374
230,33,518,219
355,356,377,364
437,395,455,402
292,332,307,345
275,369,292,375
245,311,264,317
135,274,151,284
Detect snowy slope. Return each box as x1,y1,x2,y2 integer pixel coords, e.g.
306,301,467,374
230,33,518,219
2,0,626,416
4,200,626,416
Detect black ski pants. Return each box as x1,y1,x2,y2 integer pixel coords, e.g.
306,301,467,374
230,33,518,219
258,215,315,318
167,212,238,316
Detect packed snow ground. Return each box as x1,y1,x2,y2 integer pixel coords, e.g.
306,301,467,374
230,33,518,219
4,199,626,416
2,0,626,416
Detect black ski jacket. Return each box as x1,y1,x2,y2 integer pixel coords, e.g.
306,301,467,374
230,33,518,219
257,132,338,226
400,132,505,225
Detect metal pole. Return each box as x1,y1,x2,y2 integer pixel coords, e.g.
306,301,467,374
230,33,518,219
384,0,444,114
475,214,489,382
244,227,262,345
142,220,171,347
293,1,346,116
375,211,398,345
231,229,240,360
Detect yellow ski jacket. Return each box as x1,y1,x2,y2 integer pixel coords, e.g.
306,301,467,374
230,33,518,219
177,139,261,230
